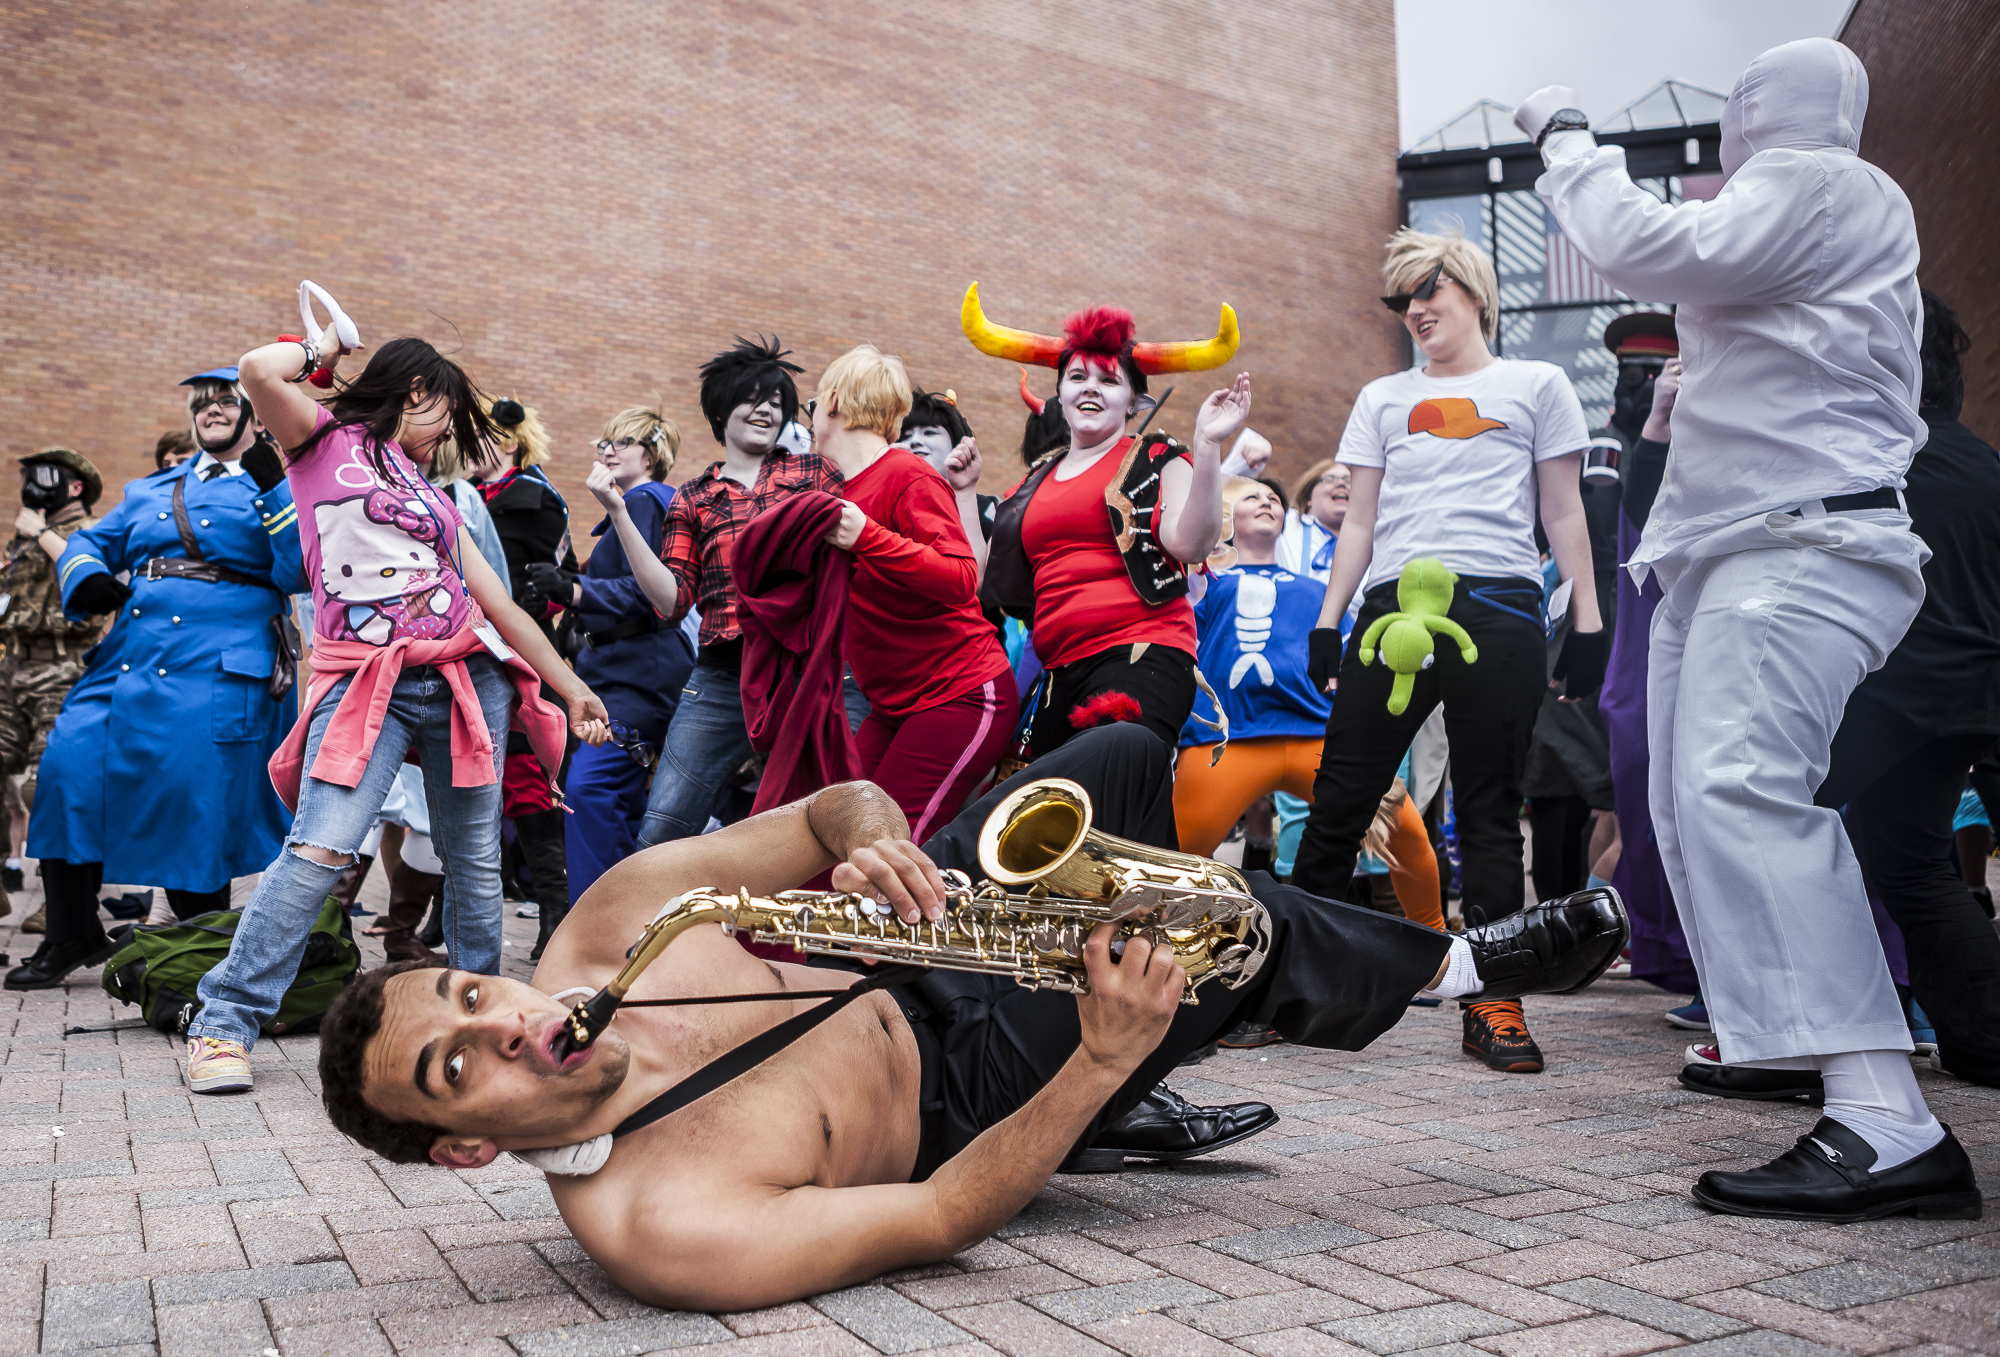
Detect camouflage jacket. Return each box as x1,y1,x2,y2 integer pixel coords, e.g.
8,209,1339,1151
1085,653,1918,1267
1,505,104,648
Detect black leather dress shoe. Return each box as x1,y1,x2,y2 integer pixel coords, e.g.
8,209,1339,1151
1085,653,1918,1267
1061,1085,1279,1174
1463,887,1629,999
1693,1117,1982,1222
4,933,122,991
1679,1062,1824,1104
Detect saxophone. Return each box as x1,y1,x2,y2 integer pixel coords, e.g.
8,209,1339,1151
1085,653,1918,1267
553,777,1272,1058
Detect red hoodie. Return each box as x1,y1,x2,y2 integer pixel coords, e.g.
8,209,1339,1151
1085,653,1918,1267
733,492,862,814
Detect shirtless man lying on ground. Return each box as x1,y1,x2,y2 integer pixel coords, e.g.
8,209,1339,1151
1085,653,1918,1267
317,725,1625,1312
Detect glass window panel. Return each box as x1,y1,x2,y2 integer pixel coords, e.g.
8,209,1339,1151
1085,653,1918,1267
1408,195,1488,253
1500,303,1671,426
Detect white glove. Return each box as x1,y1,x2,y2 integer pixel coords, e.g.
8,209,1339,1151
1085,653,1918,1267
1221,429,1272,478
1512,85,1580,142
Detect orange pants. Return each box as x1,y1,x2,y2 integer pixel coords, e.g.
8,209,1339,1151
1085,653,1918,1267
1175,737,1443,930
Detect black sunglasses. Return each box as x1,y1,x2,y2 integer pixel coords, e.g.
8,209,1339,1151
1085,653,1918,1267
1381,263,1446,314
606,719,658,771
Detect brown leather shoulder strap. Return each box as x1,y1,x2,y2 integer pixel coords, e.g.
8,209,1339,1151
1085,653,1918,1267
170,476,205,563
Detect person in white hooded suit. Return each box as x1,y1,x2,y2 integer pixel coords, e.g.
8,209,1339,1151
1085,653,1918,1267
1513,40,1982,1223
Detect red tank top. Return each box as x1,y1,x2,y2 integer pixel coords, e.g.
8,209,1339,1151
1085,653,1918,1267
1020,439,1196,669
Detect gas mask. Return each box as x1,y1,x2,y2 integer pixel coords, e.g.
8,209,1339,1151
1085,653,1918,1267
20,462,75,512
1609,358,1665,444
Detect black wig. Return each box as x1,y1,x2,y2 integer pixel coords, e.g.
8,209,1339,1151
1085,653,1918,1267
698,335,802,444
900,388,973,447
1020,402,1069,467
1919,288,1969,421
292,336,495,480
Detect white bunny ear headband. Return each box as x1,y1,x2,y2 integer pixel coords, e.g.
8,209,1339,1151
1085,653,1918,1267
299,281,361,350
285,281,363,390
509,988,615,1176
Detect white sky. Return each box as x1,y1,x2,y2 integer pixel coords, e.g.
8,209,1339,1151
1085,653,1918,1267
1396,0,1855,149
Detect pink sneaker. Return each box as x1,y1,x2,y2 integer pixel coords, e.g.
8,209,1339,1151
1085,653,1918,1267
186,1037,253,1094
1684,1043,1722,1067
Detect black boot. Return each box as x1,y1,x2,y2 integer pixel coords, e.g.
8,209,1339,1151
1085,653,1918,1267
6,859,115,989
1692,1117,1981,1222
515,809,570,961
1059,1085,1279,1174
1462,887,1629,998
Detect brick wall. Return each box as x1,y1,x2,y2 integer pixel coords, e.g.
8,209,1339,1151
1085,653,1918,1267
0,0,1402,536
1841,0,2000,437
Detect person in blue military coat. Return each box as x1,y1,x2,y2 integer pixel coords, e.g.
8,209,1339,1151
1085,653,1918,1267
6,366,304,989
560,405,696,904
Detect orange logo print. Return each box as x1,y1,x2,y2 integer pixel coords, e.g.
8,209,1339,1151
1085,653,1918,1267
1408,398,1507,439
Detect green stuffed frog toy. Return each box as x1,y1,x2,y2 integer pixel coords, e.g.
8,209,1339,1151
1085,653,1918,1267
1358,558,1478,715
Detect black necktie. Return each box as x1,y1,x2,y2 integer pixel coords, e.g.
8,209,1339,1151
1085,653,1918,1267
201,463,226,481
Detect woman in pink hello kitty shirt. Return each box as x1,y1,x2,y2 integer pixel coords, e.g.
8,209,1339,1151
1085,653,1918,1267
182,325,612,1097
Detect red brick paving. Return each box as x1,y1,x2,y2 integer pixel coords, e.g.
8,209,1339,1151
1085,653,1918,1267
2,871,1995,1355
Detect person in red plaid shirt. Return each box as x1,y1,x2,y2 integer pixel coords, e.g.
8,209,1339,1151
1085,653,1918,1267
589,336,841,847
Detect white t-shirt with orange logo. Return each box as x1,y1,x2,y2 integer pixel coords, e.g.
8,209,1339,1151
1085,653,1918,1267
1336,358,1589,591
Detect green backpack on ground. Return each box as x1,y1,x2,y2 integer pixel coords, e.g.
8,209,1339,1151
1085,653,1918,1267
100,894,361,1037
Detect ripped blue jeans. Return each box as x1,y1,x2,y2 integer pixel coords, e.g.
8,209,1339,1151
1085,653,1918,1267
189,655,513,1050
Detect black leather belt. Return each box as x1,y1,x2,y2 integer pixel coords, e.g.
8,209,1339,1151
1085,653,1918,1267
138,555,270,589
1787,488,1901,516
583,613,663,648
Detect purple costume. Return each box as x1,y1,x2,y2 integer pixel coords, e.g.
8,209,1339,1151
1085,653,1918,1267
1598,513,1698,993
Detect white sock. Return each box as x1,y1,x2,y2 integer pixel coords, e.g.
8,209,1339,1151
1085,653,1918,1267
1417,937,1483,1001
1819,1049,1943,1171
4,858,19,870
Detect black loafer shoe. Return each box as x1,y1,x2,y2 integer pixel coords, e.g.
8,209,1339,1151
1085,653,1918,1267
1463,887,1629,998
1061,1085,1279,1174
1693,1116,1982,1222
4,933,122,991
1679,1062,1824,1104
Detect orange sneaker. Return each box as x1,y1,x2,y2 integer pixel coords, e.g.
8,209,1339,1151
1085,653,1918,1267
1462,999,1544,1073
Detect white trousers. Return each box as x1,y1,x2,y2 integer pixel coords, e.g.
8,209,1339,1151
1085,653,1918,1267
1645,508,1928,1063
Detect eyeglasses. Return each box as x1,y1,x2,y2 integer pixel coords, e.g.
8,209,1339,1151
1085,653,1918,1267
595,438,643,454
1381,263,1446,314
190,395,242,414
606,718,658,770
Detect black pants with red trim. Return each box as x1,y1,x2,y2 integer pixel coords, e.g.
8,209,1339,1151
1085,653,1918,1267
870,723,1451,1179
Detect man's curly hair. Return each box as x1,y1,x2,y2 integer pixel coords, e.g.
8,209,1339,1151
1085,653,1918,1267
318,959,450,1164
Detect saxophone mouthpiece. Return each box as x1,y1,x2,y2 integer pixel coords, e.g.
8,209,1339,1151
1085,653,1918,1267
550,986,622,1063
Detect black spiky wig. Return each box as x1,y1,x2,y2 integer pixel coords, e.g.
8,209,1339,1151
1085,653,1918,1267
698,334,803,443
900,388,974,446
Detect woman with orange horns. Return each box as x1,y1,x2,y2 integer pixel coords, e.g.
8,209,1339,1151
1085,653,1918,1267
966,284,1250,758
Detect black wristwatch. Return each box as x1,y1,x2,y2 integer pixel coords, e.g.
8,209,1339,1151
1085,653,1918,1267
1535,108,1590,151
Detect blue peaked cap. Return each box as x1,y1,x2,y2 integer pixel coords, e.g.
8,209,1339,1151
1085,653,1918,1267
179,367,240,386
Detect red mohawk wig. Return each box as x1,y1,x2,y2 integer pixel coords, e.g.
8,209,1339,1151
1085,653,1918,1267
1057,306,1146,395
1062,307,1135,364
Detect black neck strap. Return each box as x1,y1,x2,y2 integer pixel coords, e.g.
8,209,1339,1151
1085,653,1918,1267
610,966,924,1140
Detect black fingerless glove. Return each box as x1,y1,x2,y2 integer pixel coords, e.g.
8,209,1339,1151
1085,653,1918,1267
69,573,132,617
240,440,286,493
1307,627,1344,694
1554,627,1608,699
524,561,578,612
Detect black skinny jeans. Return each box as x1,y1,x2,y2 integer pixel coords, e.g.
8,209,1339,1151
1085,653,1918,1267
1293,575,1548,927
1817,688,2000,1086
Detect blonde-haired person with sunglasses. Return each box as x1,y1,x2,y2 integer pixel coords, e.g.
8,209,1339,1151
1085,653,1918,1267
567,406,697,904
1290,227,1604,1078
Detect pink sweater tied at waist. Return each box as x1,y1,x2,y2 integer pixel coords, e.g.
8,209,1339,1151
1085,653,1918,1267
269,626,568,813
